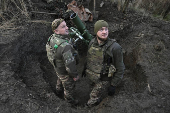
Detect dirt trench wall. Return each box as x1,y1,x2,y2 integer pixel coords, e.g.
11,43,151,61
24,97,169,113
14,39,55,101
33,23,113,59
119,18,170,96
11,22,54,94
0,21,84,112
1,0,170,113
9,16,150,106
1,14,150,110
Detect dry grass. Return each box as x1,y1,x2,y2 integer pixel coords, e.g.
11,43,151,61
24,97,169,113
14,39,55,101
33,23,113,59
136,0,170,15
0,0,30,21
109,0,170,19
0,0,169,21
11,0,30,18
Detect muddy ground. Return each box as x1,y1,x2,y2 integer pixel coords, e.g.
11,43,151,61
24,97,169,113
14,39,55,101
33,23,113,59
0,0,170,113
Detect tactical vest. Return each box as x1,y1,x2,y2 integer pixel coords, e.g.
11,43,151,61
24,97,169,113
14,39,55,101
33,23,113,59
86,45,104,74
46,34,68,68
86,38,116,82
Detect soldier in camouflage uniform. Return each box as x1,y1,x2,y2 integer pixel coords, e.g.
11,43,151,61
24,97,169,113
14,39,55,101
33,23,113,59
84,20,125,107
46,18,79,105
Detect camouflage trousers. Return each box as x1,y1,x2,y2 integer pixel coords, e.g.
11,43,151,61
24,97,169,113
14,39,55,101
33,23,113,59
56,72,75,102
87,80,110,107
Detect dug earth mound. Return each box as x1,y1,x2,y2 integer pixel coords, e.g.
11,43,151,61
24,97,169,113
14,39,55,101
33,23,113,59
0,0,170,113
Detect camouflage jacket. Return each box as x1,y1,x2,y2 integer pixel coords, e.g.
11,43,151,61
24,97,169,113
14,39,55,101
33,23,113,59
46,33,78,78
87,37,125,86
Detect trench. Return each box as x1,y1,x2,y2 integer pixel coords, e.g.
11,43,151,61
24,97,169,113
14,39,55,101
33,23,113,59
10,0,148,106
123,46,148,93
11,25,148,107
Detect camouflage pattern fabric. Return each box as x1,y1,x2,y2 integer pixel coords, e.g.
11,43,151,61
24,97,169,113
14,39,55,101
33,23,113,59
86,45,104,74
51,18,64,32
86,37,125,106
56,72,75,101
46,33,78,102
56,77,62,91
87,37,125,86
86,69,100,83
87,81,110,107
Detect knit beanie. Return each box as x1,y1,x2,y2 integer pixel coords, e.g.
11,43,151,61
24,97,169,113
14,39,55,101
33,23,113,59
51,18,64,32
94,20,108,34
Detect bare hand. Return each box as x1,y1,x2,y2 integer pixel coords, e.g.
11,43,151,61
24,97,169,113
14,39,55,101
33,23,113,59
73,76,79,81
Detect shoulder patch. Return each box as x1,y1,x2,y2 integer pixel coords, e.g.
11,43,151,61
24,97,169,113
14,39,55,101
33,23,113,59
50,36,67,49
54,44,58,49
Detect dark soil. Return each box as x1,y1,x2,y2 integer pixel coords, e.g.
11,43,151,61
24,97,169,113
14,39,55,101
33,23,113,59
0,0,170,113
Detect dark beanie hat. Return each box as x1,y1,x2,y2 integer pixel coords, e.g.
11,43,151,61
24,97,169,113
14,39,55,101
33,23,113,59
94,20,108,34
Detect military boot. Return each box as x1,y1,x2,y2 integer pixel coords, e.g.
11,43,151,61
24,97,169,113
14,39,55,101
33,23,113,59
69,99,79,106
56,86,63,94
86,98,101,107
55,85,64,99
66,97,79,106
56,79,63,95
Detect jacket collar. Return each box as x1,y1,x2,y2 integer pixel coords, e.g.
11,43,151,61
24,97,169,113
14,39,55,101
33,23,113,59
93,37,110,47
54,33,69,40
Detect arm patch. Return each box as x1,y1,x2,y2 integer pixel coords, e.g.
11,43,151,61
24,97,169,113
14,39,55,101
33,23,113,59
63,50,75,65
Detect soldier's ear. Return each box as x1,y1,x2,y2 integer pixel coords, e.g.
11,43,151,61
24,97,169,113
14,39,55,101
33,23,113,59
54,29,59,34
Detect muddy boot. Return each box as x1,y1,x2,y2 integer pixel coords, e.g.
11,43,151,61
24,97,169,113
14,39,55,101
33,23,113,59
84,103,90,108
86,98,101,107
66,98,79,106
56,86,63,94
55,89,63,95
56,78,63,95
55,85,64,99
69,99,79,106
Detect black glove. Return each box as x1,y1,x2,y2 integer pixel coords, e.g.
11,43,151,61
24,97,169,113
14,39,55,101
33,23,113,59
108,85,115,96
73,44,77,50
82,68,86,77
82,63,87,77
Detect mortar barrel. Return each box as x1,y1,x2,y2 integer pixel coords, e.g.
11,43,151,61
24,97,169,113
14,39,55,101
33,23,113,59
70,13,92,41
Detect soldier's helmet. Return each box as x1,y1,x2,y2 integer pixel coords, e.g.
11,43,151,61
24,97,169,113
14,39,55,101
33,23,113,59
94,20,108,34
51,18,64,32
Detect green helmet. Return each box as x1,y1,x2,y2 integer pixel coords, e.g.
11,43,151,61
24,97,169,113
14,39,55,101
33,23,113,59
94,20,108,34
51,18,64,32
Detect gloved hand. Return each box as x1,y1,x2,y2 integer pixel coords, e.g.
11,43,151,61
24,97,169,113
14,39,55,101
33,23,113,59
108,85,115,96
82,64,87,77
82,68,86,77
73,44,77,50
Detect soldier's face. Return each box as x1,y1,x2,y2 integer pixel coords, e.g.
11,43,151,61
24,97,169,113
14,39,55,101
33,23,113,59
55,21,69,35
96,27,109,41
